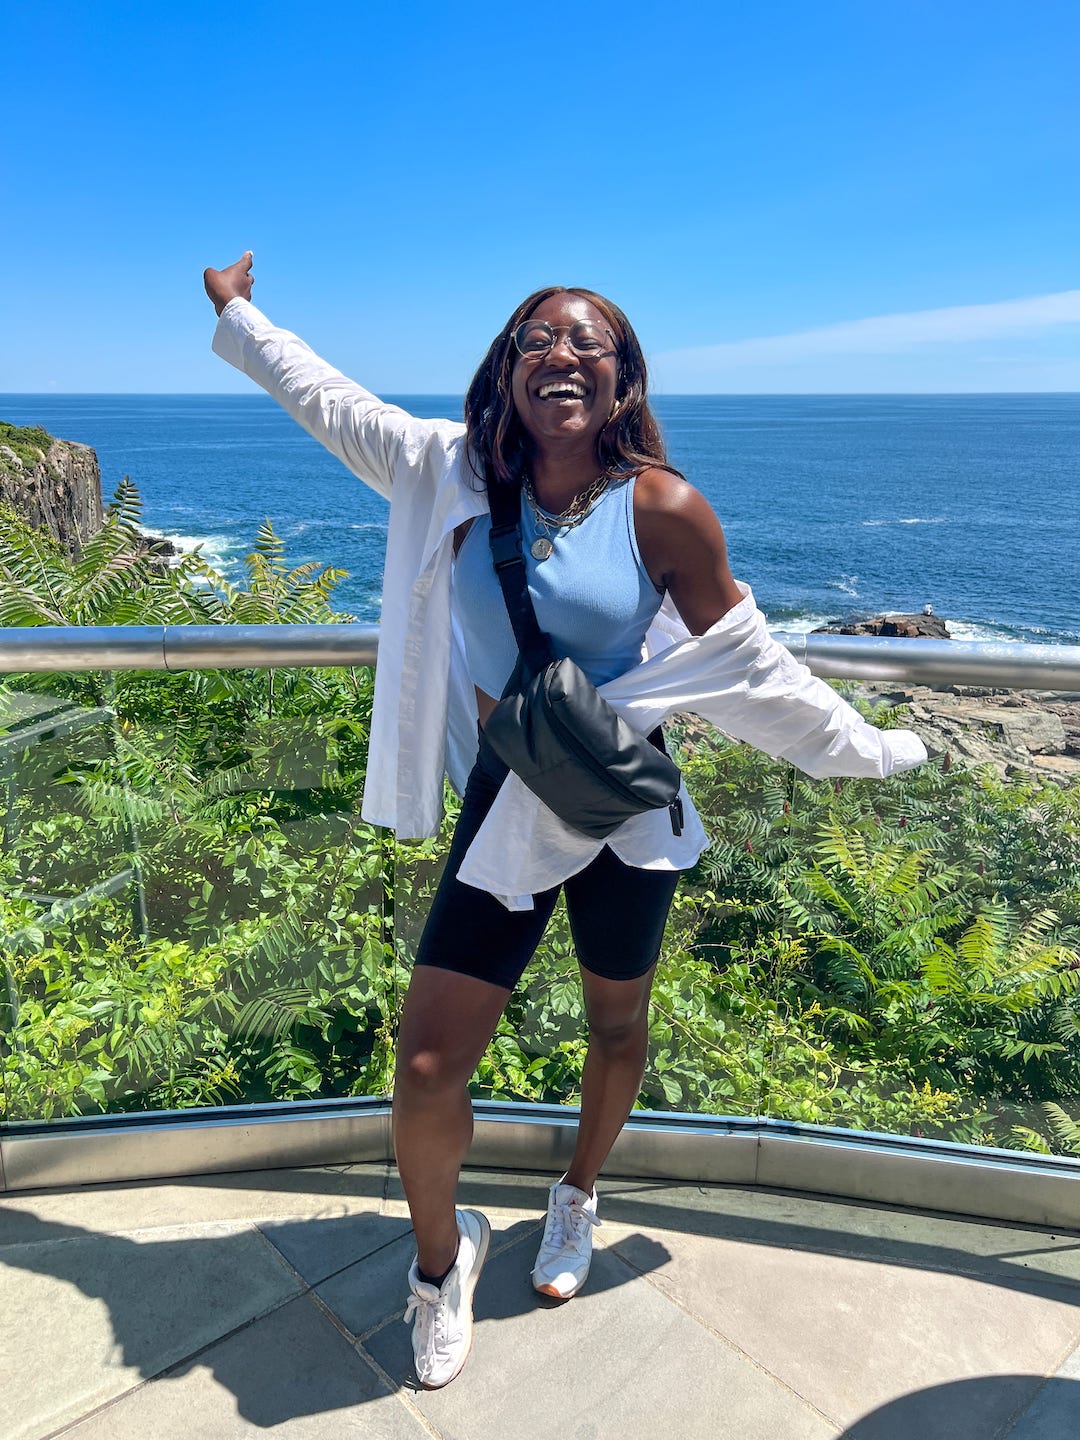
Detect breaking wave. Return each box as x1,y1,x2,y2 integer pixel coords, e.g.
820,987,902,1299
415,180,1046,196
863,517,946,527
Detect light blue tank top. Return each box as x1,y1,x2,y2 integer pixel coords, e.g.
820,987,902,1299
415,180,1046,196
452,476,664,697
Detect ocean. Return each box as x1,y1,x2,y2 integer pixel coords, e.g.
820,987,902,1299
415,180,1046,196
2,393,1078,644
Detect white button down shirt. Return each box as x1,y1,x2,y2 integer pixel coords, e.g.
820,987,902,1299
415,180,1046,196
213,299,927,908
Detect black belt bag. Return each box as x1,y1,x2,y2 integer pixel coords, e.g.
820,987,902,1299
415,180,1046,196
482,470,684,841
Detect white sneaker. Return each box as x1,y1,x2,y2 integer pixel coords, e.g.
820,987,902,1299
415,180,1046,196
531,1177,600,1299
404,1208,491,1389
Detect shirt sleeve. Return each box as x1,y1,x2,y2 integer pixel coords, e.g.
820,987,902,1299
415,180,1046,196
604,584,929,780
712,613,930,778
211,298,443,500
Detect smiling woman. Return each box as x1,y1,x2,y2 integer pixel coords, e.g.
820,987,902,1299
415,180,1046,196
201,253,927,1391
465,285,669,494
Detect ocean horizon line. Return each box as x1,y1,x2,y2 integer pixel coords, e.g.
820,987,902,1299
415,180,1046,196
4,390,1080,401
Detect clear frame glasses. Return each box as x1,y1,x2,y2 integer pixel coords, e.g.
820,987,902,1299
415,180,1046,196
512,319,618,361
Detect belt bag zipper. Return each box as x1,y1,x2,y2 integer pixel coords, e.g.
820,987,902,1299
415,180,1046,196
546,677,683,836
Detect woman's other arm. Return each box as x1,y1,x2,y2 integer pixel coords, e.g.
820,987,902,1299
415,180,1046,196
203,253,456,501
634,469,745,635
631,468,927,778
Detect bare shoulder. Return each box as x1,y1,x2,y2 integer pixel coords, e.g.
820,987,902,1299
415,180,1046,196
633,466,715,522
633,467,743,629
633,466,729,563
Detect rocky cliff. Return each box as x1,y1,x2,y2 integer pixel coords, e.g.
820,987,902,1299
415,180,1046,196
0,423,104,556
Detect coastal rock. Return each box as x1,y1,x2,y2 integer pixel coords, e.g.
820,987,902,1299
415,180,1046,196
133,533,179,563
814,612,951,639
0,430,104,557
864,684,1080,782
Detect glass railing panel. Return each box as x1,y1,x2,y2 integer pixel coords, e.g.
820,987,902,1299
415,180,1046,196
766,683,1080,1159
0,665,387,1123
4,654,1077,1168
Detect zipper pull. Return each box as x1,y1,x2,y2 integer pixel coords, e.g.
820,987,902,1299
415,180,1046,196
669,796,684,837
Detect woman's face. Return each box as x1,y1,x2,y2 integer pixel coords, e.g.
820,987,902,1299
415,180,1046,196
510,293,620,455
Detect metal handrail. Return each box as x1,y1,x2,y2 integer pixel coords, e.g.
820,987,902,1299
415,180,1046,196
773,632,1080,691
0,624,380,673
0,624,1079,689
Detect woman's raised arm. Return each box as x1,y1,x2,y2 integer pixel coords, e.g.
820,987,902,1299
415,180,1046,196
203,253,463,502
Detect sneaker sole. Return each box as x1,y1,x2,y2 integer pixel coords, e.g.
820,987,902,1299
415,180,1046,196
532,1256,591,1301
533,1280,577,1299
419,1210,491,1390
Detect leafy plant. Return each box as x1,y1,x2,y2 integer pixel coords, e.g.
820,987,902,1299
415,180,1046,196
1,482,1079,1155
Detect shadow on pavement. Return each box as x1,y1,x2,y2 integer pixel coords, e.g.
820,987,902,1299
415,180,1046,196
0,1206,669,1428
840,1375,1080,1440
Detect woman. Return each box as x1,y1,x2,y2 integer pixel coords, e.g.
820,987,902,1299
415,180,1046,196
203,253,926,1389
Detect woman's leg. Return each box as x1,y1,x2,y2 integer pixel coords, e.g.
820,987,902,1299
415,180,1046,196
394,728,561,1276
561,963,657,1196
529,853,678,1299
393,965,511,1276
562,851,681,1194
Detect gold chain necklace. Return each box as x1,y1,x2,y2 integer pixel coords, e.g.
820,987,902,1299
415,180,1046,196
523,474,610,561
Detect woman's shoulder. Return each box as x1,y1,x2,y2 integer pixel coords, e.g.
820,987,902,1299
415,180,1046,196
632,466,719,529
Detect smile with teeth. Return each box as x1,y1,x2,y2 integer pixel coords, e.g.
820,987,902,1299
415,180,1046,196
537,381,586,400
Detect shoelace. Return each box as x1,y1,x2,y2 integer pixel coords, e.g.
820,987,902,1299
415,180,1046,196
547,1199,601,1253
404,1288,446,1349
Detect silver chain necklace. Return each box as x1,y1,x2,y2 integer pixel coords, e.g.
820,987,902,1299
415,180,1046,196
523,474,610,561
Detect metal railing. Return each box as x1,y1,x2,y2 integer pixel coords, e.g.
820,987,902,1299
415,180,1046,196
1,623,1079,689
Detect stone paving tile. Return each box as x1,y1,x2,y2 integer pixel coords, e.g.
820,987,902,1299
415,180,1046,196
315,1230,418,1338
587,1179,1080,1291
258,1210,413,1288
0,1162,391,1243
1007,1339,1080,1440
611,1227,1080,1440
61,1292,427,1440
829,1376,1063,1440
0,1220,302,1440
363,1225,837,1440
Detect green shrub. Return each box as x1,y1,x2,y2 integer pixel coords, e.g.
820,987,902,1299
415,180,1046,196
1,481,1077,1154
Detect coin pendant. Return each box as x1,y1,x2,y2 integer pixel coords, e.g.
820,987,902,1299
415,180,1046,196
531,537,553,560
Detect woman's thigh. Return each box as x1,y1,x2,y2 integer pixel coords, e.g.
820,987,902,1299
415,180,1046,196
563,848,680,983
413,735,563,992
396,963,514,1089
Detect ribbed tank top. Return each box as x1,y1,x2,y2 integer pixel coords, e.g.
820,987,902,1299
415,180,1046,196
452,476,664,697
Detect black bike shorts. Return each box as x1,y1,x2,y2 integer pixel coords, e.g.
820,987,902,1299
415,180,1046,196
413,731,681,992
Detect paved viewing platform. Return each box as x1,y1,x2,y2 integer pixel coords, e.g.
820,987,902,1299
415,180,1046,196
2,1162,1079,1439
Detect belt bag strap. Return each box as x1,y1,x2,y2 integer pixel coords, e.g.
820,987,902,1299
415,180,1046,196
483,469,683,840
486,475,552,676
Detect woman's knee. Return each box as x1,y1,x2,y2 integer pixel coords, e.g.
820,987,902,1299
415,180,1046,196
586,1007,649,1053
396,1042,469,1097
580,966,655,1052
396,965,510,1099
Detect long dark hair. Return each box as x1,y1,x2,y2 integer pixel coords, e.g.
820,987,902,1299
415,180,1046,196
464,286,683,487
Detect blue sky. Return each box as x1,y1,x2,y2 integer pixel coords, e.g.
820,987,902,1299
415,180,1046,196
3,1,1078,393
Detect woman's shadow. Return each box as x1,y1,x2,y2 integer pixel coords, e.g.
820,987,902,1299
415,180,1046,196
0,1205,669,1428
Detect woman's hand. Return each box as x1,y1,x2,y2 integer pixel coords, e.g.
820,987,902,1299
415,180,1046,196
203,252,254,316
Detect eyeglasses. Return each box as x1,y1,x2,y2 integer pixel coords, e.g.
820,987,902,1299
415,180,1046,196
512,319,618,361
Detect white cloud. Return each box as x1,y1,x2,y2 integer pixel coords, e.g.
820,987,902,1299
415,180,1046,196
652,290,1080,391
